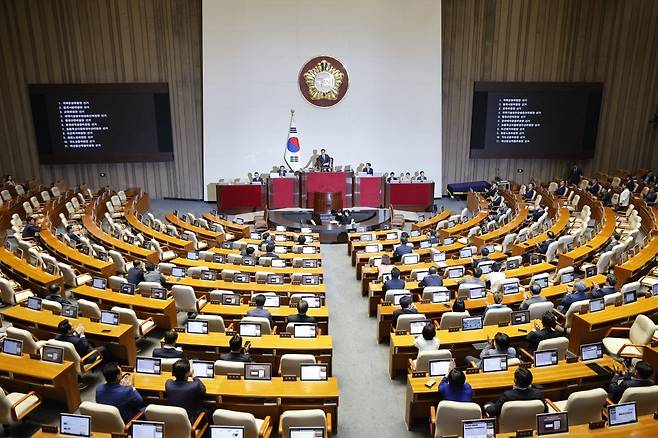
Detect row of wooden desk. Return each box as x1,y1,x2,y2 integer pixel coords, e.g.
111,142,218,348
0,247,63,295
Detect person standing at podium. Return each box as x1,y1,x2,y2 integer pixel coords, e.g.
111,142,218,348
316,148,332,171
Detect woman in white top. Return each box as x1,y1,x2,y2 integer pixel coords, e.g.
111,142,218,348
414,323,441,351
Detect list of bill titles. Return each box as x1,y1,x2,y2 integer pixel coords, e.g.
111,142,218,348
58,101,109,149
495,97,542,144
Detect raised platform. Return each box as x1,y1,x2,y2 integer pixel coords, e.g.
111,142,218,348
268,208,391,244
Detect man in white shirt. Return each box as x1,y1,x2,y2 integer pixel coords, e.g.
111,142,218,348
618,187,631,210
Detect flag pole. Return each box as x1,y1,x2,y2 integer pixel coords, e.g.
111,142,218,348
284,109,295,172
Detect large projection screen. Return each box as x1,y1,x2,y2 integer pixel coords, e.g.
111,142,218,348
202,0,442,200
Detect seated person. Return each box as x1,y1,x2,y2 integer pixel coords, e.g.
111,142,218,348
377,255,394,276
144,264,166,287
491,192,503,207
287,300,317,324
473,248,491,267
646,187,657,205
591,274,617,299
251,172,263,183
532,205,546,222
219,334,252,363
419,266,443,287
558,280,588,312
316,148,331,171
600,186,613,206
439,367,473,402
165,359,206,422
603,232,621,253
246,294,274,326
386,172,397,183
297,235,307,245
524,183,536,200
262,242,280,259
482,291,508,318
277,165,287,177
363,162,374,175
66,225,83,245
95,362,144,423
608,361,655,403
555,180,567,196
519,282,547,310
452,297,466,313
152,330,186,359
426,229,439,245
240,245,256,258
392,237,413,262
466,332,516,368
22,216,40,239
461,268,485,286
525,312,563,353
416,171,427,181
413,323,440,351
484,367,546,416
260,232,275,246
391,295,417,328
383,267,405,293
536,231,555,255
56,320,106,364
486,263,506,289
127,259,145,286
589,178,601,194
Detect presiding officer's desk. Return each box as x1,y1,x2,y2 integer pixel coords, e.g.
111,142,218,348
71,285,177,329
133,373,339,430
200,302,329,334
569,295,658,352
172,332,333,375
389,322,536,378
405,356,615,429
164,276,326,298
0,353,80,412
0,306,137,366
0,247,64,296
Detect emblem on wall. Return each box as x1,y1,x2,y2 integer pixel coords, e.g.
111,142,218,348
298,56,349,107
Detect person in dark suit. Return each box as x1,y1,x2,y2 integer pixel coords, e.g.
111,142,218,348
392,237,413,262
316,149,331,171
558,280,588,312
608,361,655,403
251,172,264,183
65,225,83,246
95,362,144,422
165,359,206,421
419,267,443,288
473,248,491,268
589,178,601,195
643,171,655,184
523,183,536,200
646,187,657,205
387,172,397,183
262,243,279,259
56,320,106,364
287,300,317,324
240,246,256,258
484,367,546,416
391,295,417,328
152,330,186,359
555,180,567,196
246,294,273,326
416,171,427,182
383,268,405,293
278,165,288,177
363,163,374,175
219,334,252,363
143,264,166,287
600,186,613,206
591,274,617,299
625,176,635,191
426,230,440,245
526,312,564,352
126,260,145,286
22,217,40,239
491,192,503,207
568,165,582,185
536,231,555,255
519,282,547,311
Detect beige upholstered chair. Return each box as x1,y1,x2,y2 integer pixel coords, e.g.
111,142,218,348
58,262,93,287
527,301,554,320
79,401,135,433
410,349,452,373
111,306,155,338
395,314,427,332
77,298,102,319
0,386,41,430
5,327,45,355
194,315,226,333
41,299,62,315
240,316,273,335
602,314,656,359
279,354,316,377
439,311,470,330
383,290,411,303
144,404,207,438
0,278,33,305
212,408,273,438
546,388,607,425
214,360,245,376
498,400,545,432
483,307,512,326
430,400,481,438
42,339,102,376
535,336,570,361
279,409,331,438
172,285,208,313
151,239,176,262
137,281,163,294
618,385,658,416
108,276,128,291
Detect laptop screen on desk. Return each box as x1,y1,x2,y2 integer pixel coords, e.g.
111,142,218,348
535,277,549,289
293,323,317,338
239,323,261,337
302,246,316,254
187,251,199,260
42,345,64,364
447,268,463,279
462,418,495,438
191,360,214,378
62,304,78,318
210,426,244,438
92,277,107,289
131,420,165,438
409,320,430,335
534,349,558,367
580,342,603,361
301,296,322,308
459,248,473,258
289,428,325,438
468,287,486,300
428,359,451,377
300,363,328,381
511,310,530,325
186,320,208,334
560,272,574,284
60,414,91,437
479,263,492,274
136,357,161,375
432,252,446,262
536,412,569,435
27,296,42,310
623,290,637,304
482,355,508,373
608,402,637,427
272,258,286,267
120,283,136,295
263,294,280,307
100,310,119,325
2,338,22,357
171,267,186,278
589,298,605,312
503,282,519,295
462,317,483,331
151,288,167,300
244,363,271,381
266,275,283,286
432,291,451,303
274,246,287,254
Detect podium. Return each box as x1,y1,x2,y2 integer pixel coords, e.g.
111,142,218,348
300,171,353,209
313,192,343,213
267,176,299,209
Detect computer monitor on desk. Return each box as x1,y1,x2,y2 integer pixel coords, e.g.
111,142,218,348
482,355,508,373
132,421,165,438
60,414,91,437
462,418,495,438
289,427,325,438
210,426,245,438
607,402,637,427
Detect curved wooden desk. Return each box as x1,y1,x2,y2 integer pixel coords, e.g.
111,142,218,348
202,212,250,239
411,209,452,231
0,247,63,295
165,213,224,246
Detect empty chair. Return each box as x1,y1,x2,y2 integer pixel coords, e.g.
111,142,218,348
144,404,207,438
40,191,51,202
255,271,276,283
209,290,238,303
0,190,10,202
108,250,132,274
0,277,33,305
410,349,452,373
193,315,226,332
279,354,316,377
395,314,427,332
137,281,164,294
421,286,449,301
79,401,129,434
42,299,62,315
527,301,554,320
400,253,420,265
457,283,484,299
212,409,273,438
240,316,272,335
58,262,93,287
187,266,209,279
430,400,482,438
111,307,156,338
279,409,330,438
596,251,614,274
171,285,208,314
5,327,45,355
554,266,574,284
498,400,545,433
0,386,41,431
108,276,128,291
183,230,208,250
214,360,245,376
535,336,569,360
602,314,656,359
483,307,512,326
42,339,103,376
384,289,411,303
561,299,590,333
498,233,517,253
150,239,176,262
439,311,470,330
77,298,102,320
618,386,658,416
547,388,607,425
221,269,240,281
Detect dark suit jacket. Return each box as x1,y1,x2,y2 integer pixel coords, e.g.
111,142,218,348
252,177,263,183
569,167,583,184
537,239,554,254
95,382,144,422
392,308,418,328
165,378,206,421
609,377,655,403
278,169,287,176
219,351,252,363
364,167,374,175
383,278,405,293
288,313,317,324
555,186,567,196
559,291,588,312
589,183,601,194
392,245,412,261
646,192,657,204
126,267,145,286
56,333,94,357
152,346,186,359
22,225,40,239
524,189,535,200
591,285,616,299
67,232,82,245
485,387,546,416
419,275,443,288
526,328,564,352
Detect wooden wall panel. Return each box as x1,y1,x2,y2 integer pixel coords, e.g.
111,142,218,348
442,0,658,188
0,0,202,199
